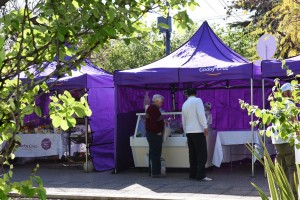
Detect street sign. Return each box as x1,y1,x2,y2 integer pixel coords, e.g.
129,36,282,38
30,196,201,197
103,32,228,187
257,34,277,60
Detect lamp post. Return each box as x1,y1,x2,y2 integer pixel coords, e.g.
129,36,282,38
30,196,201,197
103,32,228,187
157,2,172,55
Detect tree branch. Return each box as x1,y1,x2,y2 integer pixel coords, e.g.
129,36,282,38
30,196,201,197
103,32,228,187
0,0,10,8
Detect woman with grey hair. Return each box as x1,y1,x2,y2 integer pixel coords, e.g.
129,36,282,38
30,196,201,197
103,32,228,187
145,94,165,178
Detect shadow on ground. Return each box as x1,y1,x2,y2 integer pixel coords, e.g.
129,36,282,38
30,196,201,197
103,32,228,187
11,160,269,200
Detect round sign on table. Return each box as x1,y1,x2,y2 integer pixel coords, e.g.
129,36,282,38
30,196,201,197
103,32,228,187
256,34,277,60
41,138,52,150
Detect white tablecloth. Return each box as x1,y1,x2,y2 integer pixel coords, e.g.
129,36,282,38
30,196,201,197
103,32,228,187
15,134,64,158
295,141,300,164
212,131,260,167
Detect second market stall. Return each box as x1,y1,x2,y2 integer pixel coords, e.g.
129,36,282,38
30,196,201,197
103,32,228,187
20,59,115,171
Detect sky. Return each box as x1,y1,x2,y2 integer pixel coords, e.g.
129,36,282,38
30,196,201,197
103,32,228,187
148,0,252,29
15,0,251,32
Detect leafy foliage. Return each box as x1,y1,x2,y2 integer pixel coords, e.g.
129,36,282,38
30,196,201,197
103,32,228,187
227,0,281,27
93,24,257,72
227,0,300,58
0,164,46,200
240,65,300,199
49,91,92,131
247,138,296,200
240,76,300,147
0,0,197,198
214,26,259,60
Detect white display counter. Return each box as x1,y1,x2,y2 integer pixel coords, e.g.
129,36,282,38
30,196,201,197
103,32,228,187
130,135,189,168
130,112,216,168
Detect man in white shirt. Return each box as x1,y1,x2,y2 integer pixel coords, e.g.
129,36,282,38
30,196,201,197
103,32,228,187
271,83,296,198
182,88,212,181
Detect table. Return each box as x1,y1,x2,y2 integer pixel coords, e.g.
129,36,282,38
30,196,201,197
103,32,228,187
295,141,300,164
15,134,64,158
212,131,260,167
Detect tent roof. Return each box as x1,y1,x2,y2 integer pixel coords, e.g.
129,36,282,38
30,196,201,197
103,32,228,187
114,21,253,86
261,55,300,78
21,59,113,89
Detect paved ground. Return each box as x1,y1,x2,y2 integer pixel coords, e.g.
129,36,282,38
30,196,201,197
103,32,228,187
11,160,269,200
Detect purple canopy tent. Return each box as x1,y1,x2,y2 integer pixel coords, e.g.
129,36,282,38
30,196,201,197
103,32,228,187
261,55,300,78
22,60,115,171
114,21,261,174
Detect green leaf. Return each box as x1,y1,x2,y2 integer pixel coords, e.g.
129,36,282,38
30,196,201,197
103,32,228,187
119,22,130,33
187,2,199,11
37,188,47,200
255,109,262,118
157,23,169,30
103,26,116,36
11,19,19,30
262,114,271,125
0,36,4,47
107,8,116,22
22,105,34,115
57,32,65,42
66,116,76,127
130,38,141,45
124,38,130,45
32,85,40,94
72,0,79,9
291,80,297,86
8,170,13,178
251,182,269,200
51,116,62,128
35,106,42,117
60,120,69,130
64,91,72,99
74,106,85,118
34,176,44,187
9,99,16,111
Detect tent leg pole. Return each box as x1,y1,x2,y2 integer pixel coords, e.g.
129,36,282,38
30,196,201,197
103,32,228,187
262,79,266,178
114,85,118,174
85,89,89,173
251,78,254,177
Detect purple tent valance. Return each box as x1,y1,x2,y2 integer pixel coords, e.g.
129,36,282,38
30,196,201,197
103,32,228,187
261,55,300,78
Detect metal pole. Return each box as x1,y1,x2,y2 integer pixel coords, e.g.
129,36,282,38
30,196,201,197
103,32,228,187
166,30,171,55
166,1,171,56
262,78,266,177
113,85,118,174
85,89,89,173
251,78,255,177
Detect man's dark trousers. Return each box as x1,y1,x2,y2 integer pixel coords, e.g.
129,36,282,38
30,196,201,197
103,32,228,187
187,133,207,179
146,131,163,175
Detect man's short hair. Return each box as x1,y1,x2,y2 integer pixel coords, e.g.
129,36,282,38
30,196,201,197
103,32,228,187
152,94,164,102
186,88,197,96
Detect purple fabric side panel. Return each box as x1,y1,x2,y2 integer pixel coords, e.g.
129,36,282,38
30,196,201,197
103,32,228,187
89,88,115,171
115,111,137,171
90,143,114,171
116,86,173,114
116,87,262,131
23,93,51,126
